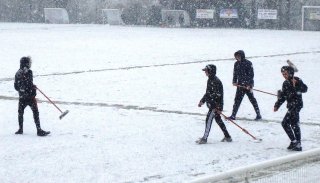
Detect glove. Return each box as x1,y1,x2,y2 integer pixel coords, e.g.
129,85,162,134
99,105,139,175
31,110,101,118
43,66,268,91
277,90,282,99
198,101,204,107
215,107,222,114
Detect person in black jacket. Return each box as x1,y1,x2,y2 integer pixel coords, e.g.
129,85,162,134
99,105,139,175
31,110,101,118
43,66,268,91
229,50,261,120
274,66,308,151
197,64,232,144
14,56,50,136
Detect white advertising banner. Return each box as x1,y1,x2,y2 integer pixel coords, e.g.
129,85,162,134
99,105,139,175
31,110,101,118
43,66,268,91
196,9,214,19
258,9,277,20
309,11,320,20
44,8,69,24
220,9,238,19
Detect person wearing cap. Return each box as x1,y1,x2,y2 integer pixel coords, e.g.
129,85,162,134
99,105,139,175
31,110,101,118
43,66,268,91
14,56,50,136
274,66,308,151
229,50,261,121
196,64,232,144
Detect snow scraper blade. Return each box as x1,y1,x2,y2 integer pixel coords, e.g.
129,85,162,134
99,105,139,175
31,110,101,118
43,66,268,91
287,60,298,72
59,110,69,120
253,137,263,143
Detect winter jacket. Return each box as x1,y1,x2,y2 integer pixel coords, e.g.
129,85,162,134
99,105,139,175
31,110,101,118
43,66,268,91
14,68,36,99
274,77,308,110
200,75,224,110
232,50,254,87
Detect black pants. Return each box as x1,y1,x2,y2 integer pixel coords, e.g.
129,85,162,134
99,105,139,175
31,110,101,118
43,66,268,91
203,109,230,139
231,87,260,117
282,108,301,142
18,97,41,130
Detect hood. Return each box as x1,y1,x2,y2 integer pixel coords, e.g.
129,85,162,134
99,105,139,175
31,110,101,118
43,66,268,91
202,64,216,77
281,65,294,79
234,50,246,60
20,56,31,69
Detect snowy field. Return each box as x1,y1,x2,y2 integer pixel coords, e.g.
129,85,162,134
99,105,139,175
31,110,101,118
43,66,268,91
1,23,320,182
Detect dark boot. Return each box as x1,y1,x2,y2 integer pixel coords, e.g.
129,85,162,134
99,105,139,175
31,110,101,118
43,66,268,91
291,142,302,151
255,114,262,121
228,115,236,120
37,129,50,136
15,129,23,134
287,141,297,150
196,138,207,144
221,137,232,142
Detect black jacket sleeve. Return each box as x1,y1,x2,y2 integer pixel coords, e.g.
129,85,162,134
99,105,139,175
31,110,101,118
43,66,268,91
248,62,254,87
200,77,224,110
232,62,238,84
215,80,224,110
14,75,19,91
274,82,287,109
14,69,36,98
295,78,308,94
274,77,307,110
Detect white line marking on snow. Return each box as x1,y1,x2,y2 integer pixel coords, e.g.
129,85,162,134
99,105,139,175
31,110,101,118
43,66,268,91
1,95,319,126
1,51,320,82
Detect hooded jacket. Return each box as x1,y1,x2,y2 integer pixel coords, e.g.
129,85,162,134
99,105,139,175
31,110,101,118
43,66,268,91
14,58,36,99
232,50,254,87
200,68,224,110
275,76,308,110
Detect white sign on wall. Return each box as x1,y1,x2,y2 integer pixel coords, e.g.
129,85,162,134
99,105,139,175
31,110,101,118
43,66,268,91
220,9,238,19
196,9,215,19
258,9,277,20
44,8,69,24
309,11,320,20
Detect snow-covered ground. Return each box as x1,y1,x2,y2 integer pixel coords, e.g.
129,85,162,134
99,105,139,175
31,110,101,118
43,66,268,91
1,23,320,182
